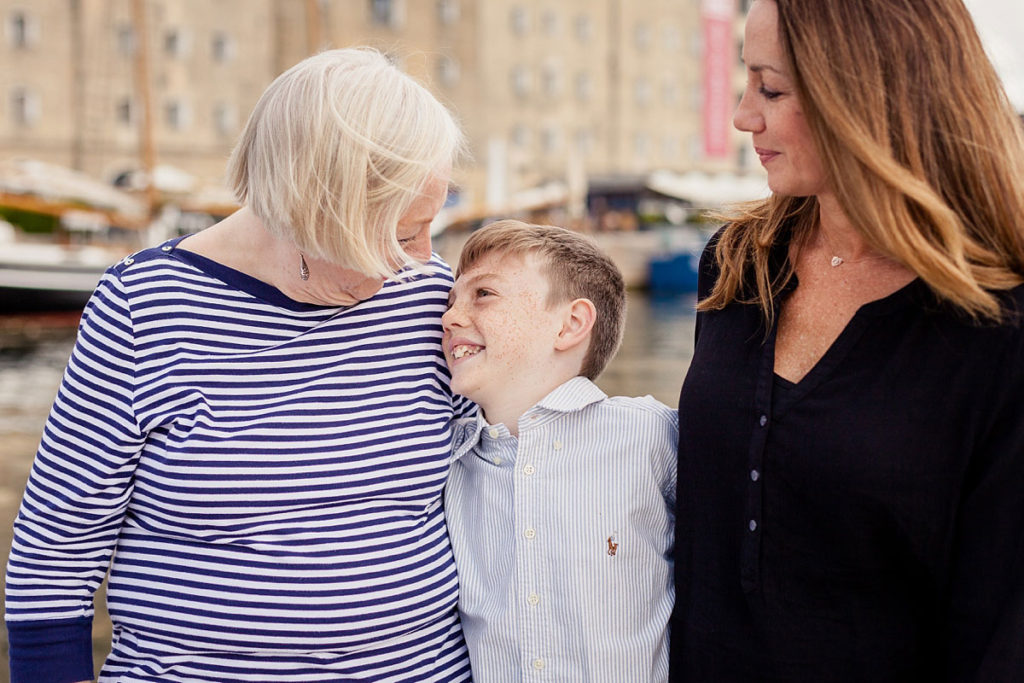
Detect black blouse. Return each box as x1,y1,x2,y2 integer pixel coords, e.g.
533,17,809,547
671,240,1024,682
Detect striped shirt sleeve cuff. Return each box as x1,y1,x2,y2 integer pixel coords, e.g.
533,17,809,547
7,616,93,683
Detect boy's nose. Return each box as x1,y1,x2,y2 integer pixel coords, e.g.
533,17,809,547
441,306,457,330
441,300,465,330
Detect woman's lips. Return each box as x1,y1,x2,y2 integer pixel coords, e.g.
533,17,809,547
754,147,779,164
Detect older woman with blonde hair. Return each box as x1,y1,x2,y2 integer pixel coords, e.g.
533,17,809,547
6,48,471,682
673,0,1024,680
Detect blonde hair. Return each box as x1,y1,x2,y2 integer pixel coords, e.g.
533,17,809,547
227,48,465,278
705,0,1024,322
457,220,626,380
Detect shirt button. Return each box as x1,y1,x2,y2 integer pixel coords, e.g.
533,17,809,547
523,464,536,475
161,245,173,252
552,440,563,450
749,519,758,532
124,257,135,265
527,593,540,606
491,457,502,466
524,528,536,539
487,427,499,438
532,658,545,670
750,469,760,481
759,414,768,427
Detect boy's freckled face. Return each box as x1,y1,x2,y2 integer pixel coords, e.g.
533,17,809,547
441,252,564,409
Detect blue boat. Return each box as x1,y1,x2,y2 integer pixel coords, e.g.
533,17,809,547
647,226,712,292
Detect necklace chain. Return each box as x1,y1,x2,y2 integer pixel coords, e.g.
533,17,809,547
818,229,889,268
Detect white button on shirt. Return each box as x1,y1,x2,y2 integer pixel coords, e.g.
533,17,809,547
446,377,678,683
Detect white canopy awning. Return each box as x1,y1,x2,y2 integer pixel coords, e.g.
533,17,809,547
647,170,769,208
0,158,146,217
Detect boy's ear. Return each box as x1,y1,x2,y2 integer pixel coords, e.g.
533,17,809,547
554,298,597,352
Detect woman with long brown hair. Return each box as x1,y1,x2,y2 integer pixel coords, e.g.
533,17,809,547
672,0,1024,680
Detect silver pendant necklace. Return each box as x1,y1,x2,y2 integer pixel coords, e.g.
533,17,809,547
819,229,887,268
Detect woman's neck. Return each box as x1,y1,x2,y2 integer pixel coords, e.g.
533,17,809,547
177,208,382,306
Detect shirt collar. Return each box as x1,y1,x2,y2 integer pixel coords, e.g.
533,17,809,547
528,376,607,415
450,377,607,461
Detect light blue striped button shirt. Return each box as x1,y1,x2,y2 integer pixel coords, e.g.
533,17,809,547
445,377,678,683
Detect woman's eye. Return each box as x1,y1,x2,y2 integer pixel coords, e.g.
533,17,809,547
759,85,782,100
476,289,492,298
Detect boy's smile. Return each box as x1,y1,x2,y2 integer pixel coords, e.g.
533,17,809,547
442,252,568,423
451,343,482,360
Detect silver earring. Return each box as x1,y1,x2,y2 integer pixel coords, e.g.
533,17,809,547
299,254,310,281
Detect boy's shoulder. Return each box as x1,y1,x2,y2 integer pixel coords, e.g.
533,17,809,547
534,377,677,429
596,393,678,426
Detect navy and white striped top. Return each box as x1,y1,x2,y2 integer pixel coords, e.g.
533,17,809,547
445,377,677,682
5,239,472,682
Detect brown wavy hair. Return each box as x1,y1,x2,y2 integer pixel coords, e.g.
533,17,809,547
703,0,1024,322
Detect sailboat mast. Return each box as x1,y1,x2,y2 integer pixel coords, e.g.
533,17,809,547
130,0,156,218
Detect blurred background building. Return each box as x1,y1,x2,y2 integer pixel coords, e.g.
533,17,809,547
0,0,762,225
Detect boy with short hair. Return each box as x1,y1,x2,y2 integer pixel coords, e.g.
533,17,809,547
442,219,677,682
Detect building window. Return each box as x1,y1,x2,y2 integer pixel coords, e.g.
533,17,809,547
691,83,704,110
213,102,236,135
511,124,530,148
164,28,190,58
574,72,593,103
116,97,134,126
7,11,37,49
437,0,459,25
574,14,592,42
541,10,559,36
663,25,681,52
574,129,594,157
661,134,680,160
511,65,531,98
211,31,234,62
371,0,404,28
116,24,135,55
437,55,460,87
10,87,39,127
634,78,652,107
662,77,679,107
633,132,650,159
509,6,528,35
634,22,651,51
541,64,561,99
165,99,191,130
542,127,562,153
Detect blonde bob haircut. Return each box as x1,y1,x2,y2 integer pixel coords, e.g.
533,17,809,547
227,48,465,279
705,0,1024,322
456,220,626,380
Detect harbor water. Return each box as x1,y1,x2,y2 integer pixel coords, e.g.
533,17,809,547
0,292,696,678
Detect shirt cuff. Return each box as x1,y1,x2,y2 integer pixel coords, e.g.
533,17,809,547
7,616,94,683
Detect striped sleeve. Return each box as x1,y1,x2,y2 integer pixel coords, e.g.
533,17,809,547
5,267,143,676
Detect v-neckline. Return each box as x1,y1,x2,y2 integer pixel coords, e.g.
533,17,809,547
768,276,926,419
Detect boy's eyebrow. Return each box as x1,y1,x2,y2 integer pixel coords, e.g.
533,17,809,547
458,271,502,286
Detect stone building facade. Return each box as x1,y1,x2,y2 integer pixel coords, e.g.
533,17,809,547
0,0,750,212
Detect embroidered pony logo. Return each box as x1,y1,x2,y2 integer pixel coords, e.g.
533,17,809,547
606,534,619,556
